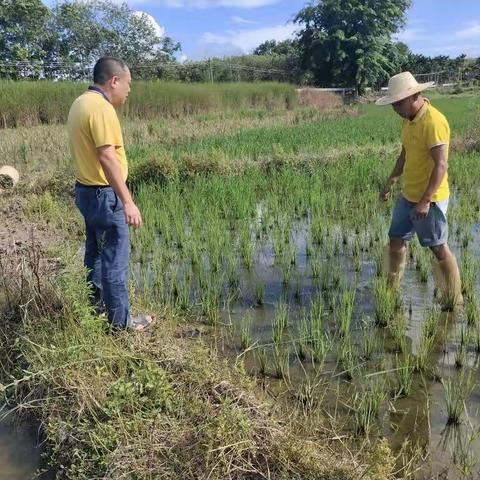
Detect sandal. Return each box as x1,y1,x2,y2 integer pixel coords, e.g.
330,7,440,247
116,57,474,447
126,314,155,331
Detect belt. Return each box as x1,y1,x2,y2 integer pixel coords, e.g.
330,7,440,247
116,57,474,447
75,181,110,189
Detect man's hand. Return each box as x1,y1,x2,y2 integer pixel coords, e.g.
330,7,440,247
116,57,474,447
414,199,430,220
124,201,143,228
379,181,393,201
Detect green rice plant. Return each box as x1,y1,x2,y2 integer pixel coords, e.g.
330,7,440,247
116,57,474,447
240,226,253,270
461,249,478,301
174,272,191,311
466,293,480,327
273,344,290,381
360,322,378,361
393,354,415,398
388,313,407,353
272,301,289,346
415,308,440,373
455,328,470,369
256,346,268,376
443,370,475,425
255,282,265,306
296,308,310,360
310,255,322,279
281,262,292,287
414,247,430,283
374,277,401,327
310,295,324,334
338,336,356,380
296,376,325,413
311,331,330,368
353,374,387,435
240,313,253,351
337,287,355,337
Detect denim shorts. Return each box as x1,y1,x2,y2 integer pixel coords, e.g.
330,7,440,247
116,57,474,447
388,196,449,247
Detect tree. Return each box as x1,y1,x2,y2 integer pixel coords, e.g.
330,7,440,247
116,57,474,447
253,39,301,57
0,0,51,78
294,0,411,93
48,1,180,78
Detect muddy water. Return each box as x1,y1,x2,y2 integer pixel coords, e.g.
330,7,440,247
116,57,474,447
132,205,480,478
0,410,44,480
211,226,480,479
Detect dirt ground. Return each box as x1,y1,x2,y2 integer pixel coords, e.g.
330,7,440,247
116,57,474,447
0,191,62,255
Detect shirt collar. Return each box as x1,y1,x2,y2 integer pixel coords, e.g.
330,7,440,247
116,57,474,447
409,98,429,124
88,85,110,103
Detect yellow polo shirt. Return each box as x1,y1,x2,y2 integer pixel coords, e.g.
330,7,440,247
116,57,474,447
67,91,128,186
401,99,450,203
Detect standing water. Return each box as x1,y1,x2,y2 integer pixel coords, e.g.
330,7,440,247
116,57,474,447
0,410,44,480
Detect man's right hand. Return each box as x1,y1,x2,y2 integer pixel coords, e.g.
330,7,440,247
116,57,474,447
379,182,393,202
124,201,143,228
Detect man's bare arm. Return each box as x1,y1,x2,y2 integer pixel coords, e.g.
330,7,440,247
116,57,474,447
379,146,406,201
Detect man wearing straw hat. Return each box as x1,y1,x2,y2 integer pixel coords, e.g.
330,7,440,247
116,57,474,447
68,57,155,330
377,71,462,308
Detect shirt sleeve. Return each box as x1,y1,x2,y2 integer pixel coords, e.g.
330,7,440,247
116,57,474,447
88,105,123,149
424,116,450,150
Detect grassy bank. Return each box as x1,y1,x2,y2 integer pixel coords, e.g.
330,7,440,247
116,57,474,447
0,80,296,128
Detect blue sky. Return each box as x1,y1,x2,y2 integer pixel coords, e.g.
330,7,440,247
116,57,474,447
43,0,480,60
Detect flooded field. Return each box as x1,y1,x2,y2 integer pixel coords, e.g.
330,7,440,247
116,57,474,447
129,96,480,478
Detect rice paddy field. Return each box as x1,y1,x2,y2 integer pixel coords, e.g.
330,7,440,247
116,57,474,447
2,83,480,479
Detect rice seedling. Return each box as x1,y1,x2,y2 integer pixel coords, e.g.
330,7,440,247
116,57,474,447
296,376,325,414
415,309,440,373
174,271,191,311
240,312,253,351
466,293,480,327
388,313,408,353
337,335,356,380
414,247,430,283
273,343,290,381
337,287,355,337
455,328,470,370
254,282,265,306
296,308,310,360
393,354,415,398
443,370,475,425
360,319,378,361
353,374,387,435
374,277,401,327
461,249,478,301
256,346,268,376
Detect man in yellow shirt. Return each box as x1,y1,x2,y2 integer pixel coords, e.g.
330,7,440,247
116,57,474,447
68,57,154,330
377,72,462,309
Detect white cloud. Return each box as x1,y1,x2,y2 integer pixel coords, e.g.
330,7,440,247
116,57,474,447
179,53,189,63
144,0,282,8
134,11,165,38
394,27,425,43
454,21,480,39
231,15,257,25
199,24,296,57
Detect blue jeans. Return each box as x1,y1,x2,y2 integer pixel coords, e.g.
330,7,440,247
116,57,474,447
75,184,130,328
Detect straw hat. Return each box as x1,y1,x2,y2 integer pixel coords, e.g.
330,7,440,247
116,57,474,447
375,72,434,106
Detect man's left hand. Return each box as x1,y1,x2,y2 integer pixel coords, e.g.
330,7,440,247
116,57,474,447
415,199,430,220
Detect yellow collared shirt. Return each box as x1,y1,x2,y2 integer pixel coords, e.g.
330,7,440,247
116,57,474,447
401,98,450,203
67,91,128,186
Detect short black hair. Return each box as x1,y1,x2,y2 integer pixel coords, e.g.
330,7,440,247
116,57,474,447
93,57,128,85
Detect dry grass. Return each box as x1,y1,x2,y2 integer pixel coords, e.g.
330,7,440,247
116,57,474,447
297,89,344,110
